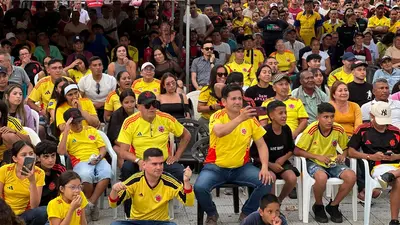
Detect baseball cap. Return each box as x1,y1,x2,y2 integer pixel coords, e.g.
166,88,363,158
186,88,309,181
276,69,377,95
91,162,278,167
234,44,244,51
270,3,278,7
363,30,373,36
351,60,368,70
63,108,84,124
380,55,392,64
243,34,253,41
141,62,155,71
72,35,83,43
321,33,332,42
371,101,392,125
342,52,356,61
0,66,7,74
137,91,157,105
272,73,291,84
375,2,385,7
6,32,16,40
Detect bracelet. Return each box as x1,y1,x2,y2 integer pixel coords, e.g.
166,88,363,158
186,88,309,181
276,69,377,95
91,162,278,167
108,195,119,203
183,185,193,193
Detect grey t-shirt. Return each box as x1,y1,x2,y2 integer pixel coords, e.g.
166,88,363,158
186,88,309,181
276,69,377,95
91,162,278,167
9,66,30,86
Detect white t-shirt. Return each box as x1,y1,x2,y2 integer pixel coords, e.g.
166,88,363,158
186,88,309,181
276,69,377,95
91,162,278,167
78,73,117,103
73,9,90,24
213,42,231,65
184,14,211,36
302,51,330,71
361,99,400,129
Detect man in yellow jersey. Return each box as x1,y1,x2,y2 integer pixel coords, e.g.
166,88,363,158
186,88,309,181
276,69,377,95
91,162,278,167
132,62,161,97
225,45,256,88
233,6,254,35
294,103,356,223
328,52,356,87
367,3,390,35
117,91,191,217
109,148,194,224
194,85,272,225
260,74,308,139
229,35,264,77
294,0,323,46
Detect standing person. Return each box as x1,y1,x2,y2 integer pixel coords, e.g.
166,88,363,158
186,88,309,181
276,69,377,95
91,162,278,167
194,85,272,225
367,3,390,36
109,148,194,225
225,45,256,88
294,102,356,223
294,0,323,46
374,56,400,92
347,60,374,107
337,13,359,49
191,41,215,90
245,64,276,106
184,1,214,41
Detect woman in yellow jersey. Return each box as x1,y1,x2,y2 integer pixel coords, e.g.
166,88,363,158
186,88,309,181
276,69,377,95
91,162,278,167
329,81,362,137
63,54,91,84
55,83,99,133
48,77,70,124
107,89,136,168
0,198,25,225
104,71,132,122
0,141,47,225
108,45,137,80
47,171,88,225
158,73,190,119
198,65,227,127
35,56,53,83
269,39,296,75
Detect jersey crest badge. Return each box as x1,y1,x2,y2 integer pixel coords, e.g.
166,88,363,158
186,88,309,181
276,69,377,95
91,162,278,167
76,208,82,216
89,135,95,140
241,128,247,135
289,104,295,109
332,140,337,147
158,126,165,133
155,194,162,202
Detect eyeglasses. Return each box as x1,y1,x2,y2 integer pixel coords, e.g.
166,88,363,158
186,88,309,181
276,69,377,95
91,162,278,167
96,83,100,95
65,184,83,191
217,72,228,77
144,100,160,109
203,47,214,51
143,67,155,72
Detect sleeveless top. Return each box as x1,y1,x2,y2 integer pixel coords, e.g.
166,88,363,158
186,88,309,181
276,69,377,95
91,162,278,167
114,62,127,77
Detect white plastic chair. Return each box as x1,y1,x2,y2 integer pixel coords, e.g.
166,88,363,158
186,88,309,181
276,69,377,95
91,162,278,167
186,90,201,120
97,130,118,219
360,158,382,225
274,176,302,220
34,73,39,85
30,109,40,134
24,127,41,146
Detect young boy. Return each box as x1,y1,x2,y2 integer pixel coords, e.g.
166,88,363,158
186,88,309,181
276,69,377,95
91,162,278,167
294,102,356,223
250,100,298,202
240,194,288,225
34,140,66,206
58,108,112,222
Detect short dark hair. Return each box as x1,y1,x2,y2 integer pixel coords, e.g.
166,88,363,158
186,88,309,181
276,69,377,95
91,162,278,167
306,54,322,62
47,58,63,67
317,102,335,114
260,194,280,210
11,140,34,157
89,56,102,65
226,72,243,84
34,140,58,156
267,100,286,117
143,148,164,161
1,40,11,47
221,84,243,99
202,40,213,48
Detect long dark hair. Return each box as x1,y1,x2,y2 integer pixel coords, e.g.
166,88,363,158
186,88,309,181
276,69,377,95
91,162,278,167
112,44,131,62
0,100,8,127
208,65,227,98
255,64,272,83
160,72,177,94
11,140,34,157
115,71,131,94
151,45,169,65
4,84,26,126
50,77,70,100
0,198,25,225
310,68,328,93
73,54,89,71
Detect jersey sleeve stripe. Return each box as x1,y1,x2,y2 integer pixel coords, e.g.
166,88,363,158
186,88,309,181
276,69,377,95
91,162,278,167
8,117,23,131
106,91,117,103
122,113,141,130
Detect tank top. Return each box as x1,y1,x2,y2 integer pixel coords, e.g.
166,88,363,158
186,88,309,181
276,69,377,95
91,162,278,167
114,62,127,77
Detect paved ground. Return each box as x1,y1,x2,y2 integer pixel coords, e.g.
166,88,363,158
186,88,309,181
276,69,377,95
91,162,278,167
92,174,393,225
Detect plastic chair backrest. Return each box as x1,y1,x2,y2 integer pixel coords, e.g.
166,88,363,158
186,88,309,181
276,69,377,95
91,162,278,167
191,136,210,163
187,91,201,120
30,109,40,133
24,127,41,146
175,118,209,159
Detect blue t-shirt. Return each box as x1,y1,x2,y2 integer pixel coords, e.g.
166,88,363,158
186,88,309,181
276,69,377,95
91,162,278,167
240,211,288,225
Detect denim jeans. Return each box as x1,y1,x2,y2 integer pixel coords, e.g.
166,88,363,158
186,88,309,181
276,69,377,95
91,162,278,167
111,220,177,225
19,206,48,225
194,163,272,216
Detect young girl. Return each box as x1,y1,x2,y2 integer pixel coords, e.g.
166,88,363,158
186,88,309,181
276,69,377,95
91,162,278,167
47,171,88,225
63,54,91,84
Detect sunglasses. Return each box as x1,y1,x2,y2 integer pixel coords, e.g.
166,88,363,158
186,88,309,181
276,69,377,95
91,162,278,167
217,72,228,77
96,83,100,95
204,47,214,51
144,100,160,109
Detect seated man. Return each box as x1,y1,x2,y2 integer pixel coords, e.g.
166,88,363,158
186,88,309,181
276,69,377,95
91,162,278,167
109,148,194,225
241,193,288,225
58,108,112,222
294,102,356,223
348,101,400,225
194,85,272,225
34,140,66,206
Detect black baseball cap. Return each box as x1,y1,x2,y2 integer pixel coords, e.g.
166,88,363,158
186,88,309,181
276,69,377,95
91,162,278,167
234,44,244,52
72,35,84,43
0,66,7,74
63,108,84,123
351,60,368,70
138,91,157,104
243,35,253,41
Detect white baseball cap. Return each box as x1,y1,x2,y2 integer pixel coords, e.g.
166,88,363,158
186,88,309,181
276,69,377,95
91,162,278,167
141,62,155,71
371,101,392,125
6,32,16,40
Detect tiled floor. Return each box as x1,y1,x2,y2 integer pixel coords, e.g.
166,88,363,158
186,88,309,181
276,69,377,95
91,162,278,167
93,174,393,225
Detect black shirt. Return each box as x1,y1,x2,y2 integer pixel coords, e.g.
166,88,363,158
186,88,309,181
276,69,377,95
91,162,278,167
245,85,276,106
250,124,294,163
337,24,359,49
347,81,374,107
257,19,289,45
348,123,400,168
210,15,227,31
40,164,66,206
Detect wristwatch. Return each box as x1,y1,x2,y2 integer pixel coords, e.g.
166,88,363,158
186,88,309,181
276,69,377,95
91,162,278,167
135,158,141,164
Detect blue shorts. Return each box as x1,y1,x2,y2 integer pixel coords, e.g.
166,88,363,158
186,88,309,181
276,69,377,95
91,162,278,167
306,160,349,178
73,159,112,183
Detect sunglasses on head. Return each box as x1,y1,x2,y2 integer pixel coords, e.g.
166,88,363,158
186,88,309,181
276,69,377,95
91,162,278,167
204,47,214,51
217,72,228,77
144,100,160,109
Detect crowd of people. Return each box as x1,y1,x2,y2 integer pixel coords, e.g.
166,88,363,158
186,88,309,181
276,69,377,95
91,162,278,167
1,0,400,225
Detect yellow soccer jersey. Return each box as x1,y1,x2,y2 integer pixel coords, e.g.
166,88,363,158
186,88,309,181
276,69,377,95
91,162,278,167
328,67,354,87
108,172,194,221
0,164,45,215
132,78,161,97
198,86,219,120
368,15,390,28
225,61,256,87
296,121,348,167
104,90,122,112
55,98,97,128
269,50,296,72
232,16,253,35
0,117,28,160
47,191,88,225
67,69,92,83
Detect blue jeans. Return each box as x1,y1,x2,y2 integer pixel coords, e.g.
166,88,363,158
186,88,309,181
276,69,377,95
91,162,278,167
111,221,176,225
19,206,47,225
194,163,272,216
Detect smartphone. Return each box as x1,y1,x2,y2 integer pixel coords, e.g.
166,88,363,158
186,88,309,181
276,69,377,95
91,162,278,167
254,107,268,116
384,151,393,156
22,157,35,174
